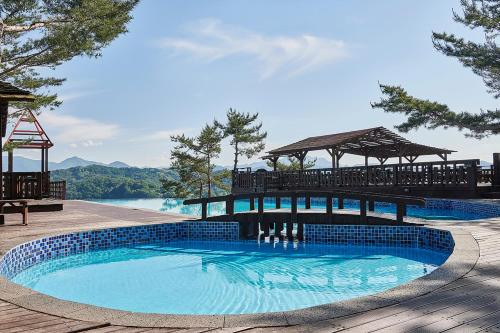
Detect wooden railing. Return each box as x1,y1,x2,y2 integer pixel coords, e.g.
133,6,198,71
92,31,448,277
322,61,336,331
1,172,66,200
49,180,66,200
232,159,483,194
478,166,495,184
2,172,49,199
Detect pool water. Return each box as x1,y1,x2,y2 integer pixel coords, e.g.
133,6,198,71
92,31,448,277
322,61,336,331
13,240,448,314
91,198,482,220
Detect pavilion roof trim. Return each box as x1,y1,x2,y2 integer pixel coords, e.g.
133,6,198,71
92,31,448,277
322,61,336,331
0,82,35,102
265,126,454,159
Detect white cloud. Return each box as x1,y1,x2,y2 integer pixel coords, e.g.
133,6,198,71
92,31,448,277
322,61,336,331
38,113,119,147
129,129,190,143
158,19,348,79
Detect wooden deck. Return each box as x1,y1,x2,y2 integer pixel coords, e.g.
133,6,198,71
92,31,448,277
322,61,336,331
1,200,500,332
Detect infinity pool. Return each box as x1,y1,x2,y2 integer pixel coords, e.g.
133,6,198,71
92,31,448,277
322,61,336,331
12,240,447,314
91,198,488,220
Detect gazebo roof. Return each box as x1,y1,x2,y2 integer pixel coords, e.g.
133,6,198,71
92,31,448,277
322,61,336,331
0,82,35,102
266,126,454,159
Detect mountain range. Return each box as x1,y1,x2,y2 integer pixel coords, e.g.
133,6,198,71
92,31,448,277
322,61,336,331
3,155,493,172
3,156,130,172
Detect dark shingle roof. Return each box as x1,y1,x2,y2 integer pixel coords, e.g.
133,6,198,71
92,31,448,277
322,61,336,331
0,82,34,101
267,126,454,158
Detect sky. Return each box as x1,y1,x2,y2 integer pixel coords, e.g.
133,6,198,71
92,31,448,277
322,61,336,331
11,0,499,167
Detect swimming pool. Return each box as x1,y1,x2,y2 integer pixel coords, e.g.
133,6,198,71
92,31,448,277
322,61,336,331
1,222,454,316
90,197,500,220
9,240,446,315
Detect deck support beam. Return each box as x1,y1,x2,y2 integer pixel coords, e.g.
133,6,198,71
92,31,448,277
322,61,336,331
360,197,367,223
368,200,375,212
305,195,311,209
289,194,297,238
326,194,333,224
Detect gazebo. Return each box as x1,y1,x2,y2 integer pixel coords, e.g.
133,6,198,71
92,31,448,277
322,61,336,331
0,82,35,199
263,126,455,170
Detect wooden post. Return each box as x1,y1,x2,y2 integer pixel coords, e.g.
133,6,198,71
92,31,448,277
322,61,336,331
201,202,207,220
396,203,404,223
275,196,281,209
364,155,369,186
297,221,304,241
360,198,367,223
258,194,264,235
249,195,255,210
338,197,344,209
8,151,13,172
288,194,297,238
0,106,3,200
368,200,375,212
41,148,45,173
225,197,234,217
22,202,28,225
305,194,311,209
326,194,333,224
493,153,500,186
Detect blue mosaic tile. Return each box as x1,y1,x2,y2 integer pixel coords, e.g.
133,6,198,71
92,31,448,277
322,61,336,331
0,221,239,279
304,225,454,254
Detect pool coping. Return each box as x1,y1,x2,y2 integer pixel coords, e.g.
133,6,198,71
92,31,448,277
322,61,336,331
0,224,479,328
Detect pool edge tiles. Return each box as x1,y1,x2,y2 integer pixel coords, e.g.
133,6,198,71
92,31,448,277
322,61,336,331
0,221,239,279
304,225,454,254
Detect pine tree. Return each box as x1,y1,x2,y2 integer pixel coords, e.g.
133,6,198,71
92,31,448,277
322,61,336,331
165,124,229,198
0,0,139,112
372,0,499,138
266,157,316,171
215,108,267,171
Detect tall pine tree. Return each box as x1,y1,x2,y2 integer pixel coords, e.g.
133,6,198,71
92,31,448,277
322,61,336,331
372,0,499,138
165,123,229,198
215,108,267,171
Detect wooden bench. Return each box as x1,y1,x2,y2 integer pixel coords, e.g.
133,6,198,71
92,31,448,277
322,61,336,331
0,200,29,225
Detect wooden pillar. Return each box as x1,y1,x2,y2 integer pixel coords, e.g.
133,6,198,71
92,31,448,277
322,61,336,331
288,194,297,238
360,197,367,223
0,103,4,200
326,194,333,224
396,203,405,223
275,196,281,209
41,148,45,173
368,200,375,212
364,155,369,186
338,197,344,209
225,197,234,217
305,194,311,209
269,156,278,171
336,152,342,168
8,151,13,172
493,153,500,186
45,148,49,174
249,195,255,210
201,202,207,220
258,194,264,234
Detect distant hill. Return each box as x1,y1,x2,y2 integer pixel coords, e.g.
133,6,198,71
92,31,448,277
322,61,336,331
2,156,130,172
51,165,175,200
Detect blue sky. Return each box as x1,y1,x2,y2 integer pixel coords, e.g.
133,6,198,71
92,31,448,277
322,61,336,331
16,0,499,167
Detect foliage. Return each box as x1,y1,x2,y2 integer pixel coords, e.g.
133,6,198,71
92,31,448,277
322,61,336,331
215,108,267,170
372,0,499,138
166,123,230,199
51,165,175,200
266,156,316,171
0,0,139,111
